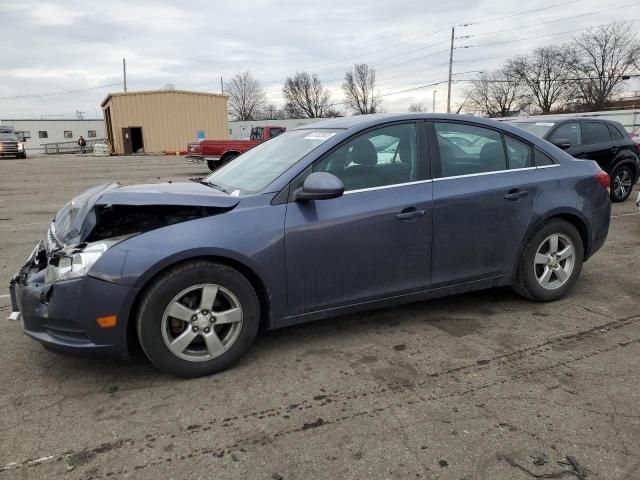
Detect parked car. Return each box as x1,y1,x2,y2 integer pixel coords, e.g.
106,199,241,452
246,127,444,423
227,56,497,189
187,126,286,171
508,117,640,202
9,114,611,377
0,132,26,158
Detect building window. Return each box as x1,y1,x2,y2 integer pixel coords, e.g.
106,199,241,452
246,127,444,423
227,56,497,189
87,130,97,138
39,131,48,139
64,131,73,139
16,131,31,139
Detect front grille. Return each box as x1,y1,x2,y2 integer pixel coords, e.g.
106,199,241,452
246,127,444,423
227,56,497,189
0,142,18,154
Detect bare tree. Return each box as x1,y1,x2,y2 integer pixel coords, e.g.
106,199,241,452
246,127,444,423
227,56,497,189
260,104,286,120
408,103,427,113
224,71,267,121
506,45,576,113
342,63,381,114
465,69,530,117
572,22,640,110
282,72,331,118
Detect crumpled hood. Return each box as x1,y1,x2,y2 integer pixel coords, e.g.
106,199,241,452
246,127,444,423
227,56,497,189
52,182,239,247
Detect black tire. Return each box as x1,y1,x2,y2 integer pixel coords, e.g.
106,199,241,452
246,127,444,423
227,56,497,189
512,219,584,302
207,153,238,172
136,261,260,377
18,153,26,159
610,165,635,202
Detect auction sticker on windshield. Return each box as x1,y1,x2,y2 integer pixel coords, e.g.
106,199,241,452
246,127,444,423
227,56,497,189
304,131,337,141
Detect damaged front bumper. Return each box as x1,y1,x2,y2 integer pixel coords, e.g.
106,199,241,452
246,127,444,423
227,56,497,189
9,241,137,359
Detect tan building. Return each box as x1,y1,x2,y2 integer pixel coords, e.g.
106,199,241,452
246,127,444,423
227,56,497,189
101,89,228,154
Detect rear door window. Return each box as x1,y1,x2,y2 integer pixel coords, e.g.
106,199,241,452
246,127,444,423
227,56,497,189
548,122,581,147
433,123,506,178
583,122,612,145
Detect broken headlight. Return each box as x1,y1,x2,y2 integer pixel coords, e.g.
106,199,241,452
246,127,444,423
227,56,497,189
44,239,121,284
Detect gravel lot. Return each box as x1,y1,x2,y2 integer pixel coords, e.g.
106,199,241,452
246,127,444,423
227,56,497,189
1,154,639,480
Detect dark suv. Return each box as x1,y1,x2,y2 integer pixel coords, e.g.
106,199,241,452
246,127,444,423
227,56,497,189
510,117,639,202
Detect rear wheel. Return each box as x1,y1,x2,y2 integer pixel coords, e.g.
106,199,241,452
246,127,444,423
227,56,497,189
610,165,634,202
513,219,584,302
136,261,260,377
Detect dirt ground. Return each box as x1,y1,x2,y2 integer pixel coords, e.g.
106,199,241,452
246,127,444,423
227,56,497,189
0,154,639,480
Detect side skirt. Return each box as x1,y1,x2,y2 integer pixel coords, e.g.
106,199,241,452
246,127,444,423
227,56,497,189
272,275,507,330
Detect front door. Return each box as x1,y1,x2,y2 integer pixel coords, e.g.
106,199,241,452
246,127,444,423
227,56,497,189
284,122,432,316
122,128,133,154
429,121,537,287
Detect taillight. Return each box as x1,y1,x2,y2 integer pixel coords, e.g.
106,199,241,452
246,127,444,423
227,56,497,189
595,170,610,193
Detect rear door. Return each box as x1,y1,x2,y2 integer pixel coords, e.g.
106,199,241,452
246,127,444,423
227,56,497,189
429,121,538,287
579,121,615,166
284,122,433,315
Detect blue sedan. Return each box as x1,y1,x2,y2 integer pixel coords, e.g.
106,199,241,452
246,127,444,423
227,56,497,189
9,114,611,377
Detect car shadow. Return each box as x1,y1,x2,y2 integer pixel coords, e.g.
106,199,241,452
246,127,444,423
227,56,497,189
32,286,527,383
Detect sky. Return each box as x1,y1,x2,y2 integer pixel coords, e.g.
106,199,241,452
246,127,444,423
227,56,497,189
1,0,639,119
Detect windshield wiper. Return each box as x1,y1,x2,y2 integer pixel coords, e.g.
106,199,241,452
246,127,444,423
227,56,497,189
198,179,230,194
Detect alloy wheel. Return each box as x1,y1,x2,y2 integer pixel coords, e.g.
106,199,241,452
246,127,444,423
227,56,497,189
533,233,575,290
613,168,633,200
161,283,243,362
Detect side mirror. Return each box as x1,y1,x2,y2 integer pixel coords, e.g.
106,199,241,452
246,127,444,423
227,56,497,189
295,172,344,202
551,138,571,150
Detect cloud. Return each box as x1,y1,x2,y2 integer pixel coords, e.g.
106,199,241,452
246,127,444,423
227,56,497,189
0,0,637,117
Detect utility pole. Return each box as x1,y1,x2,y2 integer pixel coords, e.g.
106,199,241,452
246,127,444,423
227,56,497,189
221,75,224,95
432,90,438,113
447,27,454,113
123,58,127,93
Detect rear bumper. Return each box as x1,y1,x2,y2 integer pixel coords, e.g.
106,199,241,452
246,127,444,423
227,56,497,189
587,201,611,260
9,275,137,359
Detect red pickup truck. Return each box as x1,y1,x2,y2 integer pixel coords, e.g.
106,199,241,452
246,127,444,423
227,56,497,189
187,126,286,171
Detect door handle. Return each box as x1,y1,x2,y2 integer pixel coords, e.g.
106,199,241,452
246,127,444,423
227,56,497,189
504,189,529,200
396,208,426,220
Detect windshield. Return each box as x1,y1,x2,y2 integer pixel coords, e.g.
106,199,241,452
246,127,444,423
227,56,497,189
203,129,340,194
0,133,18,141
510,121,556,138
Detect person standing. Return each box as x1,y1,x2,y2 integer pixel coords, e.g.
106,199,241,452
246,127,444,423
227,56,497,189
78,136,87,154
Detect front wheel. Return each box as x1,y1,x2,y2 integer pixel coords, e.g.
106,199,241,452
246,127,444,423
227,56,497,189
610,165,635,202
512,219,584,302
137,261,260,377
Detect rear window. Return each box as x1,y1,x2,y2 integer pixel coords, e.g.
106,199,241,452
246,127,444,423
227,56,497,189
607,124,624,140
583,122,611,144
511,121,555,138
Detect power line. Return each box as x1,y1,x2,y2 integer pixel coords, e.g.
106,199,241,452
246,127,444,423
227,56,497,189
458,0,582,27
193,0,586,90
462,18,640,49
476,2,640,39
0,82,121,100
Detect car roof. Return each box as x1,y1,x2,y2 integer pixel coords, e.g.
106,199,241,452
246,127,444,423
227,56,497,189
297,113,521,131
509,116,616,124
